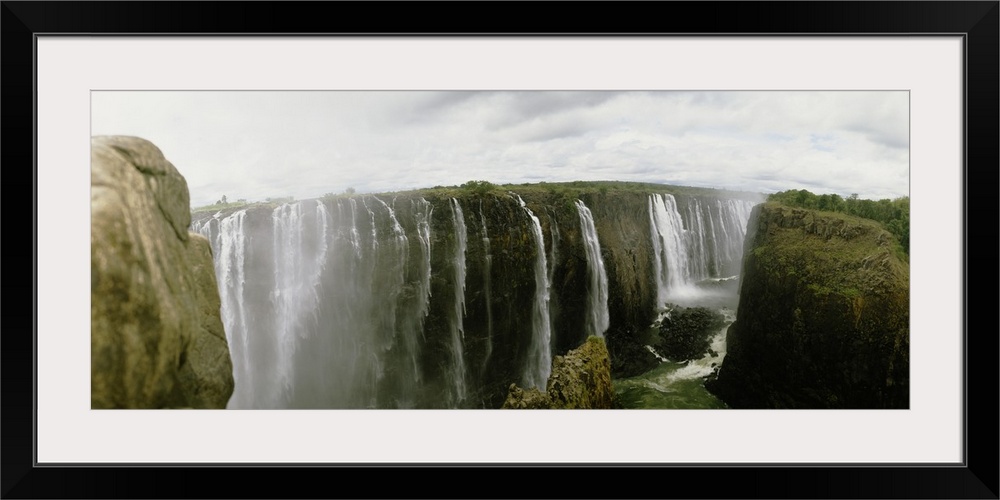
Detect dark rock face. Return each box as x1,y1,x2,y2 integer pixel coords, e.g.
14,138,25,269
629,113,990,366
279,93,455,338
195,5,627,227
605,325,659,378
656,304,726,362
91,136,234,408
706,203,909,408
502,336,614,409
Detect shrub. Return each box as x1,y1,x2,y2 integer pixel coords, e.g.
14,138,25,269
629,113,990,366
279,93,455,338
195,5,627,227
461,180,497,196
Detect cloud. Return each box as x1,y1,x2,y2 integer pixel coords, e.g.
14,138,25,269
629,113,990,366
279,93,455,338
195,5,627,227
91,90,909,207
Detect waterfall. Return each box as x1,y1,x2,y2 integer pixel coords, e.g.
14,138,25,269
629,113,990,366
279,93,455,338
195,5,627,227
372,197,409,356
320,197,379,408
394,197,432,406
213,211,252,408
310,196,389,408
649,194,691,303
718,199,755,270
346,198,362,258
516,194,553,390
270,201,330,407
575,200,609,338
191,213,218,245
201,196,438,408
412,197,434,337
479,200,494,370
190,189,755,408
546,208,560,342
648,194,756,308
448,198,468,405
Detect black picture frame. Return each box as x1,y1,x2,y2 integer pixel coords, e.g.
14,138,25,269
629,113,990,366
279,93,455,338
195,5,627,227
4,2,997,498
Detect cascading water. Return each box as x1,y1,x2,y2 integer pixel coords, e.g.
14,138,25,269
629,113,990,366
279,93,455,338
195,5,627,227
410,198,434,362
546,208,560,341
386,197,433,408
648,193,756,308
194,211,253,408
681,198,755,279
345,198,363,258
198,197,442,408
270,201,330,406
649,194,692,304
192,188,756,409
447,198,468,405
320,196,382,408
371,197,410,355
478,200,494,370
516,194,553,390
575,200,609,338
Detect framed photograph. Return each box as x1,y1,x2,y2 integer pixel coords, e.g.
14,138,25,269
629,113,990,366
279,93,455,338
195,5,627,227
8,2,996,497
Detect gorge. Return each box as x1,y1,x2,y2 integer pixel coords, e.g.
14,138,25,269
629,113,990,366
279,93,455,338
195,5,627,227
190,183,761,409
90,137,910,410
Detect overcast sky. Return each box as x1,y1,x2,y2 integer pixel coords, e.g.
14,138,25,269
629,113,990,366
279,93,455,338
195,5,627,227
91,91,909,208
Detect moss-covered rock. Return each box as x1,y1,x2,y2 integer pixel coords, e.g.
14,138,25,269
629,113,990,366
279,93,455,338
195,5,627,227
706,203,909,408
92,136,234,408
502,336,614,409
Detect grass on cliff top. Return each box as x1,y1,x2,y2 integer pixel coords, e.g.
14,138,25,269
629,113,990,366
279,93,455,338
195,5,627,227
752,202,909,297
763,200,909,265
768,188,909,255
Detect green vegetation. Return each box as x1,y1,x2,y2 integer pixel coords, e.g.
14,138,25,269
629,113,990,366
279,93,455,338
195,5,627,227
460,180,499,196
751,202,910,300
416,179,762,204
193,181,765,223
768,189,909,254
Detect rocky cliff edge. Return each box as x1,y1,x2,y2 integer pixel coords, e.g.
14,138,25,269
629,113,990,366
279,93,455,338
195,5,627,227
91,136,234,408
707,203,909,408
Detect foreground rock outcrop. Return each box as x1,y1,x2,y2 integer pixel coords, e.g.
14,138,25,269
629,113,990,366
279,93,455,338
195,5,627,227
91,136,234,408
706,203,909,408
502,336,614,409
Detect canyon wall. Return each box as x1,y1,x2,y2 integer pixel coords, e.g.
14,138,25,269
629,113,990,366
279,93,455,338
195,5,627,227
192,187,757,408
706,203,909,408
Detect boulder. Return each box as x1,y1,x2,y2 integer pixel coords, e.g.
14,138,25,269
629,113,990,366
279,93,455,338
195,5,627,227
655,304,725,362
91,136,234,408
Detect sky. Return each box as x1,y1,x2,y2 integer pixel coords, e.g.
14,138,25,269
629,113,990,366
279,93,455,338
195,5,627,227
91,91,909,208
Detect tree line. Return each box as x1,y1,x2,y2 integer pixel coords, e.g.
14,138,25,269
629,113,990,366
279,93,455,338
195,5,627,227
768,189,909,254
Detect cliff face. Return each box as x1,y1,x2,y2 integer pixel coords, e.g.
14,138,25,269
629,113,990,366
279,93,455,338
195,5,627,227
502,336,614,409
91,136,234,408
191,186,757,408
707,203,909,408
